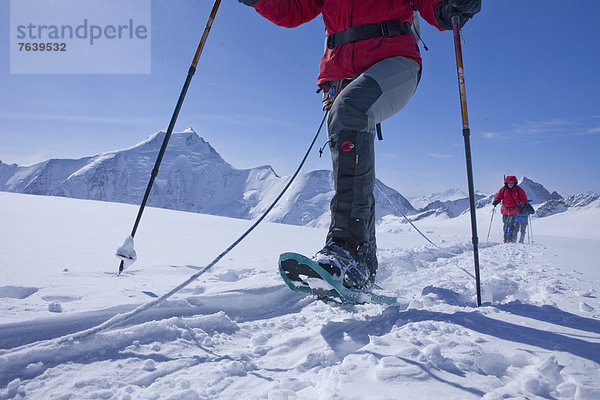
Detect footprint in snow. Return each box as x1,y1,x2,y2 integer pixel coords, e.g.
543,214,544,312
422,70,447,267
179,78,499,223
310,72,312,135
214,269,254,282
0,286,38,299
41,295,82,302
375,356,426,381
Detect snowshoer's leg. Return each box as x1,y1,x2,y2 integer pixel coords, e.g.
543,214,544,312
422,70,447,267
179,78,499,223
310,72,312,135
519,220,527,243
511,221,519,243
317,56,420,288
503,215,516,243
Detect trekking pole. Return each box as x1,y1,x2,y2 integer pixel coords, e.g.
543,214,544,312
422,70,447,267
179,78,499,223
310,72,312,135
528,214,534,243
486,206,496,242
452,15,482,306
115,0,222,274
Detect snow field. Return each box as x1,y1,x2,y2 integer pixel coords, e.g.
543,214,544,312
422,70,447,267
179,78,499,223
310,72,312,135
1,192,599,399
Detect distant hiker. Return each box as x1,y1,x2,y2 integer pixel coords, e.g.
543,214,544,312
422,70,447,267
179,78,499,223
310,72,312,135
513,201,535,243
239,0,481,288
492,176,528,243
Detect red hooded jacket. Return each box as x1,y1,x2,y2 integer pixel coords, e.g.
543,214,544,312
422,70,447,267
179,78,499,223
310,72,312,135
494,182,528,216
250,0,444,85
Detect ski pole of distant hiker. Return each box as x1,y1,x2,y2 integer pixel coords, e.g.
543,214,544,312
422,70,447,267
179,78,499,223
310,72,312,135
452,14,482,306
528,214,534,243
486,206,495,242
115,0,222,274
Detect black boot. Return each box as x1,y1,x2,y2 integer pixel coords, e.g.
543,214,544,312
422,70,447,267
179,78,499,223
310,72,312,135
365,246,378,284
314,239,370,289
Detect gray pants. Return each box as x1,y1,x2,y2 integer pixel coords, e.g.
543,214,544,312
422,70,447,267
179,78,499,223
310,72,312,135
326,56,421,252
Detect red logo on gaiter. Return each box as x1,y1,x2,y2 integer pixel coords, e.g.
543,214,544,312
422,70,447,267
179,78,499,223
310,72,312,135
341,141,354,152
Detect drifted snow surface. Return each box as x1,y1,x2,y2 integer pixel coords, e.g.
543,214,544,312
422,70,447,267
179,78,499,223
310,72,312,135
1,192,599,399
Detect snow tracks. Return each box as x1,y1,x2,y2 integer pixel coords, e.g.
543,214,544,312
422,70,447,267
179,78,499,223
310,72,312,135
2,242,600,399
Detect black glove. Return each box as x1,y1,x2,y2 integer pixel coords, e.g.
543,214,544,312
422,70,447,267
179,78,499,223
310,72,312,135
238,0,259,5
492,200,499,207
436,0,481,30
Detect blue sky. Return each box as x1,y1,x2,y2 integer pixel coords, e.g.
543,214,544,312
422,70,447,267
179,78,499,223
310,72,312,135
1,0,599,197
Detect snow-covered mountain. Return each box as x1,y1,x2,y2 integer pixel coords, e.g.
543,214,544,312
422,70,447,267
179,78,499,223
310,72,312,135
419,195,486,219
1,131,595,226
498,177,599,218
535,193,600,218
0,129,415,227
476,176,563,207
409,176,597,221
408,188,468,209
517,176,563,205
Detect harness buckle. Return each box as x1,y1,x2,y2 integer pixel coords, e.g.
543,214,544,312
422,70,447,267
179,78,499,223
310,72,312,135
381,21,391,38
326,34,335,49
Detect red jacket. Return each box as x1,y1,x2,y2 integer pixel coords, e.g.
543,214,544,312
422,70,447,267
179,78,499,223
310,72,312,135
494,185,528,216
251,0,444,85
